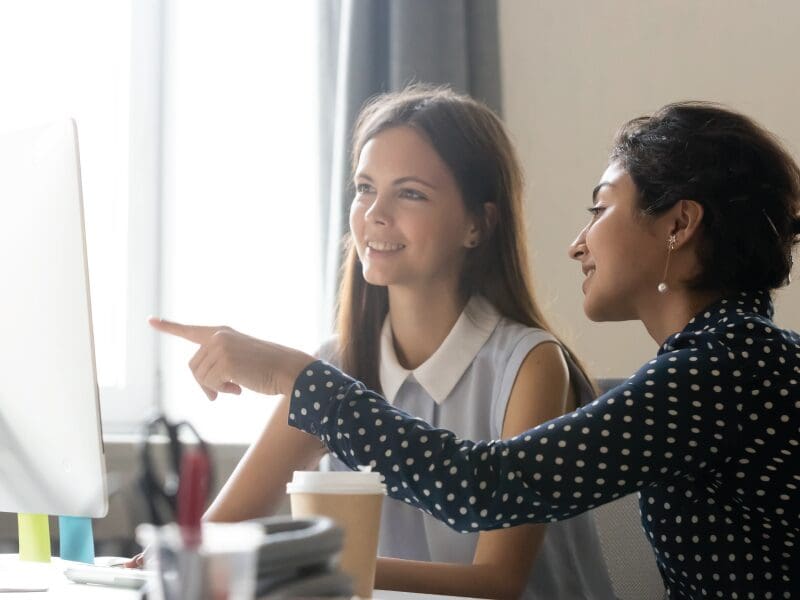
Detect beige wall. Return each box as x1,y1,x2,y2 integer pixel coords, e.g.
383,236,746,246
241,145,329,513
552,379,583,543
499,0,800,378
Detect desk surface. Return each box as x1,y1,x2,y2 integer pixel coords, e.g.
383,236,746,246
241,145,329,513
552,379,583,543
0,555,481,599
0,556,140,599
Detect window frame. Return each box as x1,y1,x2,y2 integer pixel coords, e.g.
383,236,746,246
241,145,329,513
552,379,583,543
100,0,165,431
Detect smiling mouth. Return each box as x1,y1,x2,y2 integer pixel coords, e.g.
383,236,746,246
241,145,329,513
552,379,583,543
367,241,406,252
581,268,595,293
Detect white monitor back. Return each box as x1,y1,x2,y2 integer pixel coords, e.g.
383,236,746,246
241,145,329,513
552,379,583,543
0,119,107,517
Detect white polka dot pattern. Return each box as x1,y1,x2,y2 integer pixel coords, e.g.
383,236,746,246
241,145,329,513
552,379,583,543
290,290,800,599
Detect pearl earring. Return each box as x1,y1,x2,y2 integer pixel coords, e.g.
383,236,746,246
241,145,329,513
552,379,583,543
657,235,677,293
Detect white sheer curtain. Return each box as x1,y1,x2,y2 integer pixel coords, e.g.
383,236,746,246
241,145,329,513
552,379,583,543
159,0,322,442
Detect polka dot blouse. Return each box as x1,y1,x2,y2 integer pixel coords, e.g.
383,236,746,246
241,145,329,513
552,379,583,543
289,290,800,599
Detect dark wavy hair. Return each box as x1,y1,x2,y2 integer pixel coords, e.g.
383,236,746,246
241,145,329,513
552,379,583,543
610,101,800,293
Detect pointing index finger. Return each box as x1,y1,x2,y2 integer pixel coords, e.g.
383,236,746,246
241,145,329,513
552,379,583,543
148,317,218,345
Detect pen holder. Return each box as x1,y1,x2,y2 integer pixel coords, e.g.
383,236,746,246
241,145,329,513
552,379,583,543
136,522,264,600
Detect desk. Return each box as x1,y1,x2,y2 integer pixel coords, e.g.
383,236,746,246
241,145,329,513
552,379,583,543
0,555,480,599
0,556,140,599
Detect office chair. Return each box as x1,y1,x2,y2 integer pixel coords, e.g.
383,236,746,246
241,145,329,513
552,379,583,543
590,378,666,600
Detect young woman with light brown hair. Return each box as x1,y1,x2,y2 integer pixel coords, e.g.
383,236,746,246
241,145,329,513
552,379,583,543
148,85,614,599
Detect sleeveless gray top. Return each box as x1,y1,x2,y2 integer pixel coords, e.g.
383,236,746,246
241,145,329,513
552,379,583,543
319,296,615,599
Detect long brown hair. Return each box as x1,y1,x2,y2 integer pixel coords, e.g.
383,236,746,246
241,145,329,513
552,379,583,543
336,84,594,398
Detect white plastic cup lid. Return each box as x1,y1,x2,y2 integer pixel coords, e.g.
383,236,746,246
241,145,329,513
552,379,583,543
286,469,387,495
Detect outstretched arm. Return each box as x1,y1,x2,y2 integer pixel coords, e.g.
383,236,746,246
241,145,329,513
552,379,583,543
147,317,320,521
288,346,738,530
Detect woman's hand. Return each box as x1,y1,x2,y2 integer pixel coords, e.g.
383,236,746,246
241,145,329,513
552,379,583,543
149,317,314,400
123,552,144,569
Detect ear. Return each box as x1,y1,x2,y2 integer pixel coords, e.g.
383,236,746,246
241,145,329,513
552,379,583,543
668,199,704,247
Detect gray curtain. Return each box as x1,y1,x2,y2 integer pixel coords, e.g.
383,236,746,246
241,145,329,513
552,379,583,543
317,0,502,331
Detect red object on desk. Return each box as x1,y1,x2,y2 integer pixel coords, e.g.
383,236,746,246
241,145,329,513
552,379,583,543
176,448,211,548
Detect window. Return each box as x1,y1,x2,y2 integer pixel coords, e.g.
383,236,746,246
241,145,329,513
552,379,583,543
0,1,153,428
0,1,322,441
159,0,322,441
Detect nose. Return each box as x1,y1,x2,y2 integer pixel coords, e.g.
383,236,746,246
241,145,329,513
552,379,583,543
364,192,391,225
568,225,588,261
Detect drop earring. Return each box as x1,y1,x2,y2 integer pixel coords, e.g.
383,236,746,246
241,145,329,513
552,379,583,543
657,234,677,293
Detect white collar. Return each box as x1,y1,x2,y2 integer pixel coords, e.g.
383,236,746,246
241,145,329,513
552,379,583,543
379,296,501,405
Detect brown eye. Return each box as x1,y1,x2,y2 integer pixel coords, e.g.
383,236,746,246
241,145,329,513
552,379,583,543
587,206,605,219
399,188,426,200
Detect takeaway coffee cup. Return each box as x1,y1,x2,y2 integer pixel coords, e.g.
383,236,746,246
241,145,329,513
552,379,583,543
286,469,386,598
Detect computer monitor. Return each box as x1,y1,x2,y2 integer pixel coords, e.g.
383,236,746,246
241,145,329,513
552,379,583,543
0,119,107,520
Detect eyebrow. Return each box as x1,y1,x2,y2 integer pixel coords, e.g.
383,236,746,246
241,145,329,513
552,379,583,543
592,182,612,204
355,173,437,189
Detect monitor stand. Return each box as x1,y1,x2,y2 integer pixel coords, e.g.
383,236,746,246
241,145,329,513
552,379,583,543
15,513,95,564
